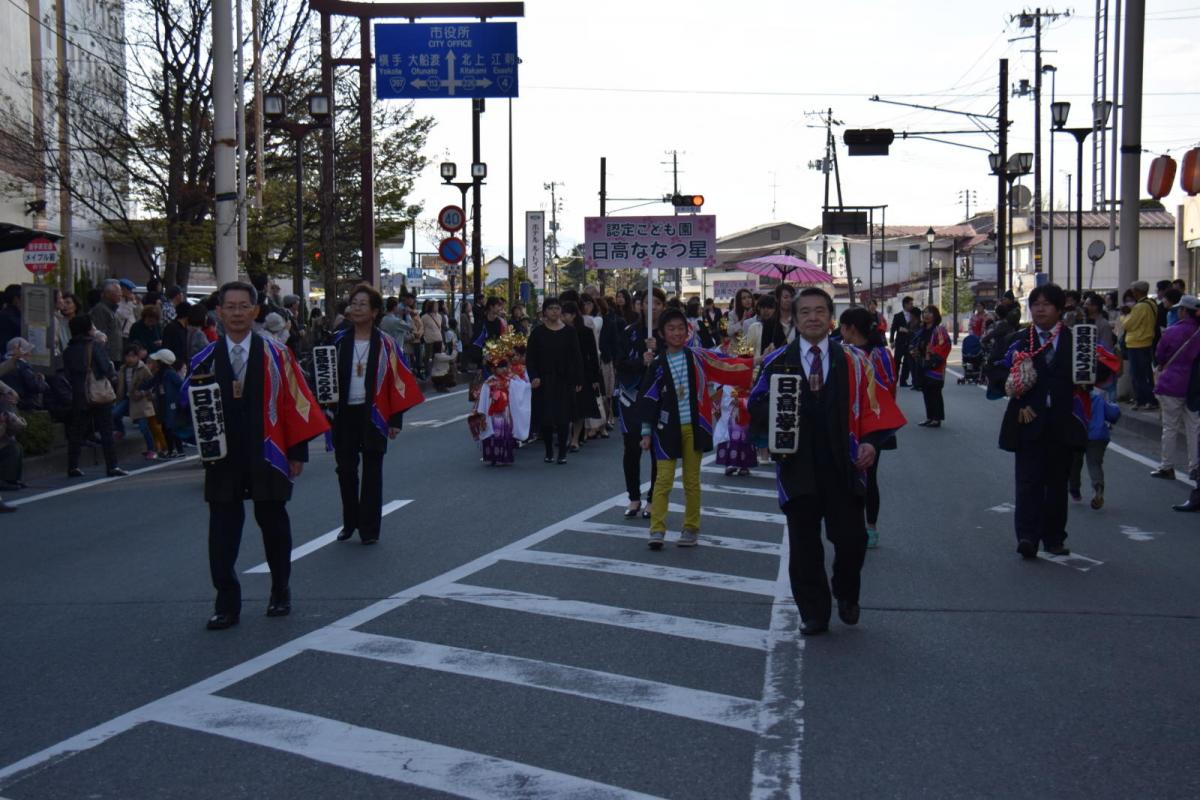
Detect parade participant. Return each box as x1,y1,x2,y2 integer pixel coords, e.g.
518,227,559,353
615,288,665,517
525,296,584,464
564,300,603,449
912,305,951,427
714,334,756,477
727,288,756,338
476,344,517,467
329,285,424,544
473,296,508,347
747,296,788,364
1068,382,1121,509
890,296,918,389
182,281,330,629
639,308,754,549
773,284,797,339
839,307,898,548
996,283,1086,559
749,288,906,635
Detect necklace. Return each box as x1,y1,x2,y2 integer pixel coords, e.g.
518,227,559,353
353,340,369,377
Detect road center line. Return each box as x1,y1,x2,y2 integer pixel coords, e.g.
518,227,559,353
245,500,413,574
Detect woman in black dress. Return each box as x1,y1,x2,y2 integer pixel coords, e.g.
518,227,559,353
563,300,602,452
525,297,584,464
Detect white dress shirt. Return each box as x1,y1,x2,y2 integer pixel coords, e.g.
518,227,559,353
799,336,831,382
347,340,369,405
225,333,252,383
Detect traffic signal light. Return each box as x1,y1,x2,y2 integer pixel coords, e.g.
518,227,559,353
843,129,894,156
671,194,705,209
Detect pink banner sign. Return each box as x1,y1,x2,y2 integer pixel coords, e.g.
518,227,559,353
584,215,716,270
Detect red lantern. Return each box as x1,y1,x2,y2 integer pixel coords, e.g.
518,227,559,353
1181,147,1200,196
1147,154,1176,199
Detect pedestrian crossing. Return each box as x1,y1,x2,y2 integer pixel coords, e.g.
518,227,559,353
0,458,804,800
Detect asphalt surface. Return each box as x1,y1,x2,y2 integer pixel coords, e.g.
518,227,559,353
0,376,1197,799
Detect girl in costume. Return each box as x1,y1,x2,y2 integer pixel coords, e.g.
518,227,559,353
714,334,757,477
476,348,516,466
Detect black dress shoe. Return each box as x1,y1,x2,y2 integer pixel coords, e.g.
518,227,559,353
206,613,239,630
1150,467,1176,480
67,468,84,478
837,600,861,626
3,480,27,490
1172,500,1200,512
266,591,291,617
623,504,642,519
556,457,567,464
1043,544,1071,556
543,456,555,464
1017,539,1038,559
800,621,829,636
361,537,379,545
106,467,129,477
336,527,355,542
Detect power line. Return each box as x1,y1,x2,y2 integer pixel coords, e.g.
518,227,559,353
522,85,1200,98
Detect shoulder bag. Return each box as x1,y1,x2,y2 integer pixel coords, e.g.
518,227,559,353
84,342,116,406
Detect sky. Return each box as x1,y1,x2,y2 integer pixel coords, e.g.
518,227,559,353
385,0,1200,274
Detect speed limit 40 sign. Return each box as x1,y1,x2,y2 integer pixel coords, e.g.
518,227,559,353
438,205,465,233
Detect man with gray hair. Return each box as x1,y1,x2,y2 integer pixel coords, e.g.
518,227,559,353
90,279,125,366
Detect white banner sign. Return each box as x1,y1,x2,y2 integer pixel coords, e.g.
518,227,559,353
312,346,339,405
525,211,545,288
583,215,716,270
188,382,228,462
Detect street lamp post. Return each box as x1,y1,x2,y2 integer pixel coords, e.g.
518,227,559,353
925,226,936,306
988,151,1032,296
1041,63,1058,280
1051,99,1113,294
264,93,331,297
440,161,486,312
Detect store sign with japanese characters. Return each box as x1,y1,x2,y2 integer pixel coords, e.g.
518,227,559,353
583,215,717,270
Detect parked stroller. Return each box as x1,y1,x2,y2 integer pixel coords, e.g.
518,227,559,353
958,334,985,384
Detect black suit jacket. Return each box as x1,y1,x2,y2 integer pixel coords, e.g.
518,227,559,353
998,326,1088,453
889,311,911,347
202,334,308,503
332,328,404,453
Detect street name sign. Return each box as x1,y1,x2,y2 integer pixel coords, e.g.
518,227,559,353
375,23,518,99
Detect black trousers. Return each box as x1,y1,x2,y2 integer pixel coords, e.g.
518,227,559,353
208,497,291,615
922,379,945,421
622,429,659,503
67,403,116,471
542,424,569,459
782,478,868,626
894,346,912,385
1014,437,1073,549
865,451,881,526
335,406,385,541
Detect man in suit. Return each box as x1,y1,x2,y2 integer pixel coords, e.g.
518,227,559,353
184,281,328,630
331,284,424,544
750,288,906,636
890,296,917,388
998,283,1086,559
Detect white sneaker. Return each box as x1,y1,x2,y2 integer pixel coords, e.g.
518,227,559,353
648,530,665,550
677,530,699,547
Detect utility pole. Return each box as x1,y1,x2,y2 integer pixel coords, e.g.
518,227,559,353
471,98,484,304
252,0,264,211
319,11,336,317
544,181,560,295
664,149,682,296
212,0,238,285
829,125,855,305
958,189,976,220
1117,0,1143,289
507,98,515,311
997,58,1009,296
598,156,607,293
823,110,835,271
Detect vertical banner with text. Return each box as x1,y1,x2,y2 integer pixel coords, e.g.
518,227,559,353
525,211,545,290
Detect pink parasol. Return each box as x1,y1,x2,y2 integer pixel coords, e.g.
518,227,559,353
736,254,831,285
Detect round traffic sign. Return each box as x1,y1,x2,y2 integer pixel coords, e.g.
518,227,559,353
438,205,465,233
438,236,466,264
22,237,57,275
1086,240,1106,263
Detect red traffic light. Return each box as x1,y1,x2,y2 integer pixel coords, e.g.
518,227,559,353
671,194,704,208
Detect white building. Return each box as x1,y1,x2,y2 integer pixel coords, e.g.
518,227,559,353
0,0,126,289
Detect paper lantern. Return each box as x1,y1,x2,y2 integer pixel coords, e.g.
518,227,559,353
1181,147,1200,196
1146,154,1176,200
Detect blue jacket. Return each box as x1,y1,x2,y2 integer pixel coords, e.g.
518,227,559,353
1085,389,1120,442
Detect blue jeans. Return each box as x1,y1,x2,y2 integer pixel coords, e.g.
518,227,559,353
1127,347,1156,406
113,398,155,451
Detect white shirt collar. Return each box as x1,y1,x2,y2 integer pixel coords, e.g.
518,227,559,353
800,335,830,358
226,332,252,357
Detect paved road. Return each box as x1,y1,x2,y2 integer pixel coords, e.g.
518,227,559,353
1,378,1197,799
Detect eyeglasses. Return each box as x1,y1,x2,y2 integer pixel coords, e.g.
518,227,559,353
222,303,254,313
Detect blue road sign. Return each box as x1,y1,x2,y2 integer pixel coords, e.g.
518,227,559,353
438,236,466,264
375,23,518,100
406,268,422,280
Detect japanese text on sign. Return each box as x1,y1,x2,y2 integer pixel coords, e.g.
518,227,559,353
312,346,339,406
712,279,757,300
188,383,228,462
375,22,519,99
768,373,801,454
525,211,545,287
583,215,717,270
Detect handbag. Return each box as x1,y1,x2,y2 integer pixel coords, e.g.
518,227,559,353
84,342,116,406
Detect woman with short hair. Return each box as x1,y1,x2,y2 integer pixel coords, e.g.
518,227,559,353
912,305,951,427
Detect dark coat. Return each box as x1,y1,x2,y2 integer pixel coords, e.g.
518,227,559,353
200,334,308,503
636,348,712,460
575,324,602,420
62,335,116,410
525,324,584,427
749,338,863,498
889,310,912,348
998,326,1088,453
613,323,663,434
332,328,404,453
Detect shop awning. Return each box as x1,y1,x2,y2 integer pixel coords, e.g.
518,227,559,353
0,223,61,253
